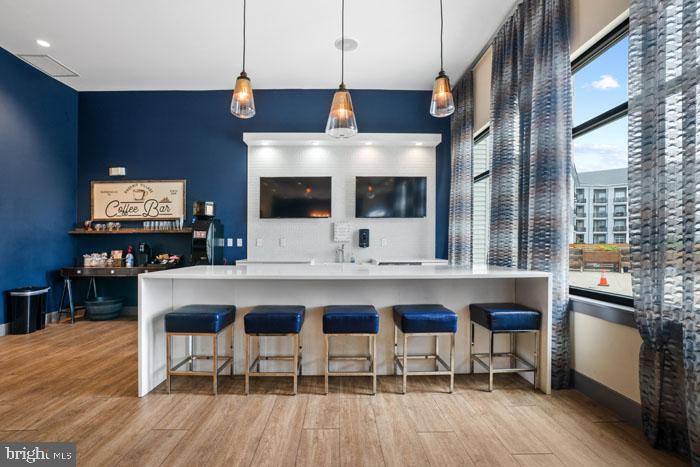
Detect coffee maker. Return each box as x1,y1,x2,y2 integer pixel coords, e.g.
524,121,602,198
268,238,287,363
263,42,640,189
190,201,224,265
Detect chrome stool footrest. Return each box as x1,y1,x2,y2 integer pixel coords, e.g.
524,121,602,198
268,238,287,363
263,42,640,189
324,334,377,395
393,327,456,394
245,333,303,395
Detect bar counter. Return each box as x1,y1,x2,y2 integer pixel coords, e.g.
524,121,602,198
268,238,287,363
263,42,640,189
138,264,552,396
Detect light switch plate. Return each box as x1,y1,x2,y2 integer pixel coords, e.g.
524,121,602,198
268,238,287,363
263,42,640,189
381,238,388,247
236,238,243,247
279,238,286,247
226,238,233,247
256,238,263,247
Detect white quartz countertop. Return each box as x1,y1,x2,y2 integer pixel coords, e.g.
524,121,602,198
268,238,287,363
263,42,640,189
139,264,550,280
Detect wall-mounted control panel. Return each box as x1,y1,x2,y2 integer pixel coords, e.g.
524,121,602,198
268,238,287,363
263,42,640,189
359,229,370,248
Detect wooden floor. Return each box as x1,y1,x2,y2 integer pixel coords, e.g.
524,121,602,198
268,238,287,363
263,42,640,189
0,320,688,467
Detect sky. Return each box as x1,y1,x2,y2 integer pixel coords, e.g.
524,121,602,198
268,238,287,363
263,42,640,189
572,37,628,173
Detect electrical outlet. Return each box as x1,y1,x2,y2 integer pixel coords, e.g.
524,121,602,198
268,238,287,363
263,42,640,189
279,238,286,247
256,238,263,247
381,238,388,247
236,238,243,247
226,238,233,247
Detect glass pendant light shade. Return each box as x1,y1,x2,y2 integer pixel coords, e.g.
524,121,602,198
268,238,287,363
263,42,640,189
326,84,358,138
430,71,455,118
231,72,256,119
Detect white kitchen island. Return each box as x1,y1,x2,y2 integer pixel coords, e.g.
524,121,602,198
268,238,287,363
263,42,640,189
138,264,551,397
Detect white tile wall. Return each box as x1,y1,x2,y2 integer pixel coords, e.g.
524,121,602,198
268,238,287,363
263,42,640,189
247,144,436,262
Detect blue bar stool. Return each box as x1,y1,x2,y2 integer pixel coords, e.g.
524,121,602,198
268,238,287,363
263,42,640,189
244,305,305,395
165,305,235,395
323,305,379,395
393,304,457,394
469,303,541,391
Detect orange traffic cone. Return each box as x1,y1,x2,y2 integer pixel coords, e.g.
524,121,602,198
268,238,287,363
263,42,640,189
598,269,609,287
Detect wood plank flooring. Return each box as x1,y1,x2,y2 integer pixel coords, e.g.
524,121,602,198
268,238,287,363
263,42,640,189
0,321,688,466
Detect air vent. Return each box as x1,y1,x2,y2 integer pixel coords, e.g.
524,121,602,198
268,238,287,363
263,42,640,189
16,54,79,78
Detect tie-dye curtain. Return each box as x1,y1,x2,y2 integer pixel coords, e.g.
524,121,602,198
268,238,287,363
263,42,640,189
448,73,474,266
488,0,572,389
628,0,699,462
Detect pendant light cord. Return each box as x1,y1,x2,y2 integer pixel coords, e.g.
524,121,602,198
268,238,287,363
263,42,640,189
341,0,345,86
242,0,247,73
439,0,444,72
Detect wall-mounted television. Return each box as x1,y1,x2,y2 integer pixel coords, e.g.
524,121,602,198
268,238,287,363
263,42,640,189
260,177,332,218
355,176,427,218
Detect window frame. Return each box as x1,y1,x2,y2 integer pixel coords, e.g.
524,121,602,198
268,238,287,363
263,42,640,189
570,18,633,307
470,19,633,307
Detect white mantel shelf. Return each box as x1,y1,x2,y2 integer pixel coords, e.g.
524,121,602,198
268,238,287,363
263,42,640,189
242,132,442,147
140,264,550,281
138,264,552,397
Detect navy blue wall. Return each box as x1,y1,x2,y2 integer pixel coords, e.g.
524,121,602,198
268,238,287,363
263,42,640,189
77,90,451,266
0,47,78,323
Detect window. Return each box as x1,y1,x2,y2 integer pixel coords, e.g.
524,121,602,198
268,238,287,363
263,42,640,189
593,189,608,204
575,220,586,232
472,131,491,266
613,219,626,232
569,20,632,305
614,205,626,217
613,187,627,202
575,189,586,203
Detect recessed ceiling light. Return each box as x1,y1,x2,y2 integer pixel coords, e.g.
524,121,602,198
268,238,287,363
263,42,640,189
260,141,270,146
311,141,320,146
334,37,359,52
415,142,423,146
364,141,373,146
36,39,51,48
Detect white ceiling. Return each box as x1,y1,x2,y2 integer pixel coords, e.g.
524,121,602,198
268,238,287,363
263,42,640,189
0,0,516,92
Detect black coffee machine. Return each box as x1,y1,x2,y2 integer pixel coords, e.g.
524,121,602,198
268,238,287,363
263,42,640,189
191,201,224,265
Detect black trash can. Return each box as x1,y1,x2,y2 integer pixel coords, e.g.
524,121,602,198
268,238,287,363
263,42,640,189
6,287,50,334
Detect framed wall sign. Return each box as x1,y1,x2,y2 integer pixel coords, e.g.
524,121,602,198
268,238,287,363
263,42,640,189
91,180,186,221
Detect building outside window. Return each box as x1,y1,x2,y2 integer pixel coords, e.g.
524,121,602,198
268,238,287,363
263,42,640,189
569,25,632,303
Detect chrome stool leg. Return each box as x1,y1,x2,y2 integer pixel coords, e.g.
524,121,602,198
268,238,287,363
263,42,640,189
488,330,494,392
469,322,475,374
372,334,377,395
166,334,172,394
449,333,455,393
212,333,218,395
324,334,329,395
402,333,408,394
244,333,250,395
293,334,299,395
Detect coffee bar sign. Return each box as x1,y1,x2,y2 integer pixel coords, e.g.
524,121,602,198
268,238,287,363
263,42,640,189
91,180,186,221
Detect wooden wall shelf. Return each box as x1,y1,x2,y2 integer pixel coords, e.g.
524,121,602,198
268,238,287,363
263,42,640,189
69,228,193,235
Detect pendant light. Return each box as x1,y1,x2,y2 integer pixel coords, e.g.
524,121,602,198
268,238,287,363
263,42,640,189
326,0,358,138
429,0,454,118
231,0,255,119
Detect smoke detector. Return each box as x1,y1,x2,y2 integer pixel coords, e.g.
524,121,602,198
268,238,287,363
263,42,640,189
334,38,358,51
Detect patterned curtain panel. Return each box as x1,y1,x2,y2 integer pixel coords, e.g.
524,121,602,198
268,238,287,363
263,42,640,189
628,0,699,461
488,0,572,389
448,73,474,266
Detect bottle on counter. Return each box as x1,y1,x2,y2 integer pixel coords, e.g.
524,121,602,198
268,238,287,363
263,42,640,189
126,245,135,268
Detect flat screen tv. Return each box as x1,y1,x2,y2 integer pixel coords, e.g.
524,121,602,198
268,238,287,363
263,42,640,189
355,176,427,218
260,177,332,218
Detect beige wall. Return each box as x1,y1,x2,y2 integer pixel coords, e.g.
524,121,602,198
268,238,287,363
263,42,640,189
471,0,629,132
571,312,641,402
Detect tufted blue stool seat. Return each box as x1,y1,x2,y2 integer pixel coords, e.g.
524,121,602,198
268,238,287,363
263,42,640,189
165,305,236,334
164,305,236,395
393,304,458,333
469,302,541,392
244,306,305,334
324,305,379,334
469,303,541,331
393,304,457,394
